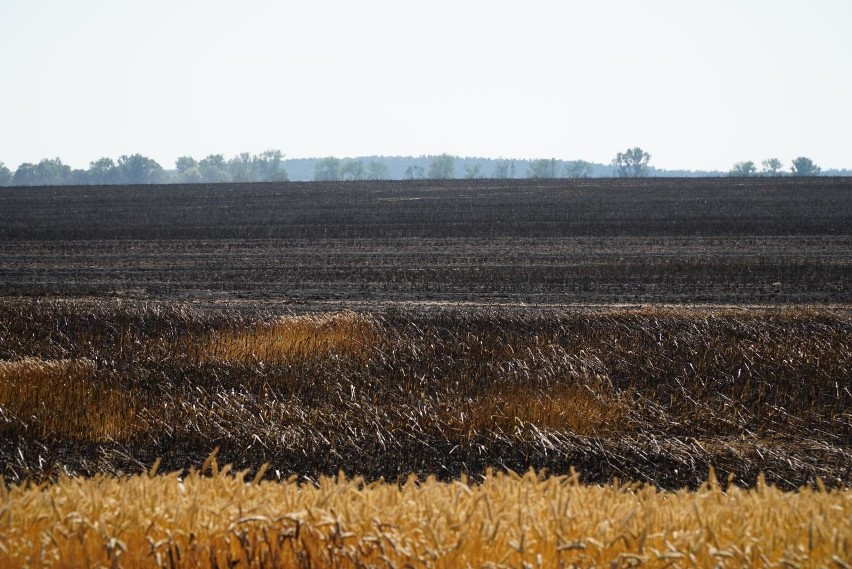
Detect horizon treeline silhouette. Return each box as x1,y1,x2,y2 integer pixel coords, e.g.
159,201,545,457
0,151,844,187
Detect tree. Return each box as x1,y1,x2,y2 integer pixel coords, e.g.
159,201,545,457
464,163,484,179
12,158,71,186
728,161,757,177
564,160,594,178
227,152,255,182
198,154,230,183
791,156,821,177
613,147,651,177
118,154,163,184
175,156,198,173
366,160,389,180
88,157,121,185
11,163,37,185
527,158,558,178
314,157,342,181
256,150,288,182
175,156,202,183
493,159,515,179
427,154,455,179
37,158,71,185
404,165,425,180
68,169,89,185
0,162,12,186
340,159,366,181
761,158,783,176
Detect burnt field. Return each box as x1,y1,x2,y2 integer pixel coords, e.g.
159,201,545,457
1,176,850,305
0,177,850,491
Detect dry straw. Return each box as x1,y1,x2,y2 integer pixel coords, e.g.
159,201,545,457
1,464,850,568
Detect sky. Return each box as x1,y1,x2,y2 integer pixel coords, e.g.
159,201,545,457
1,0,851,172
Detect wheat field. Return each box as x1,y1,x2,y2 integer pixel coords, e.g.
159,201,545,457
1,461,850,568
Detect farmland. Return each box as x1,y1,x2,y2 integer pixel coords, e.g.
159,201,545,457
1,177,850,567
1,177,849,305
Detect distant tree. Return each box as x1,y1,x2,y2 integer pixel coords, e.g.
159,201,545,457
198,154,230,183
314,157,342,181
0,162,11,186
761,158,783,176
791,156,821,177
38,158,71,185
175,156,202,183
68,169,89,185
564,160,593,178
493,159,515,179
366,160,389,180
12,158,71,186
227,152,255,182
11,163,37,185
175,156,197,173
428,154,456,179
215,151,289,183
340,159,366,181
404,165,425,180
527,158,558,178
613,147,651,177
728,161,757,177
118,154,163,184
464,163,484,179
260,150,289,182
88,157,121,185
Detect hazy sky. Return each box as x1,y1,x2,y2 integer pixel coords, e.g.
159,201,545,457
1,0,850,171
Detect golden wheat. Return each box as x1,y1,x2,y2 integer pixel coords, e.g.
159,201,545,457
0,465,849,568
198,311,379,364
0,358,141,441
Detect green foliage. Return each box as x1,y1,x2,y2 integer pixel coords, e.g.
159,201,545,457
340,159,366,181
118,154,164,184
11,158,72,186
493,159,515,179
314,157,342,181
366,160,389,180
791,156,821,177
88,157,121,185
613,147,651,177
0,162,12,186
729,161,757,177
463,163,484,179
527,158,558,179
198,154,231,183
175,156,201,183
263,150,289,182
564,160,593,178
404,165,425,180
227,153,255,182
427,154,455,179
761,158,783,176
223,151,289,183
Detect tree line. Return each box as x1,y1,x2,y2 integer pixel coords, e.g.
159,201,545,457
728,157,823,177
0,148,838,187
0,151,290,187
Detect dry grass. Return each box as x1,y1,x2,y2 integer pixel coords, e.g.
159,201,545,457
466,381,629,436
0,358,141,441
197,311,379,364
1,465,850,568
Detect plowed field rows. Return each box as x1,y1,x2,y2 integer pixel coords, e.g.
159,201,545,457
1,177,849,305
